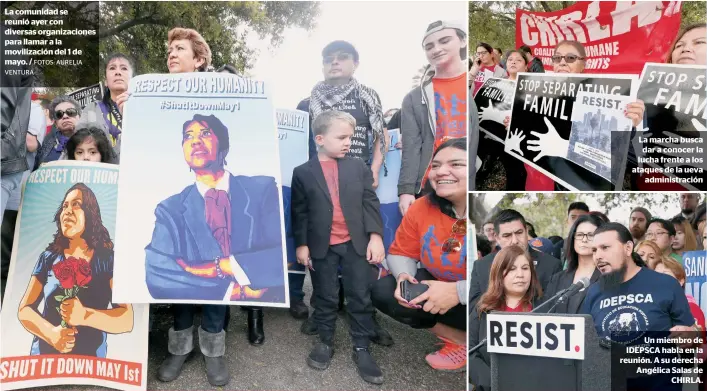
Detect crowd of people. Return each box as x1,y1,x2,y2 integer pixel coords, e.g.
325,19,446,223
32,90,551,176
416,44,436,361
0,19,469,388
470,194,707,391
469,23,707,191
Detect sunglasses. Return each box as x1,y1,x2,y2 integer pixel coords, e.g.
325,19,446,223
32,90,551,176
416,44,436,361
55,108,78,119
323,53,352,64
551,54,585,64
442,218,467,253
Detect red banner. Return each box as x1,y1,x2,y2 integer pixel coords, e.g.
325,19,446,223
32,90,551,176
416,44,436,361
0,355,142,386
515,1,682,74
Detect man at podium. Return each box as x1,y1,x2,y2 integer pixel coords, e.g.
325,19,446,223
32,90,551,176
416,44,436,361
582,223,699,391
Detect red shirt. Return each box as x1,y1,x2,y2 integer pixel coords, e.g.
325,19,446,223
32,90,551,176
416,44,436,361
525,164,555,191
320,160,351,245
472,65,497,96
503,302,532,312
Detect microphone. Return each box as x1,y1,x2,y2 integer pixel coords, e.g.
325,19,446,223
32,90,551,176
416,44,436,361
468,277,591,355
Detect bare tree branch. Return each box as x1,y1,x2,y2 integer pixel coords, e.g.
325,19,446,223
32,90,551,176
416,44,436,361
539,1,553,12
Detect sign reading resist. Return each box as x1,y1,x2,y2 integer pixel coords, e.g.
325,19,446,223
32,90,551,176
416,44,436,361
486,314,586,360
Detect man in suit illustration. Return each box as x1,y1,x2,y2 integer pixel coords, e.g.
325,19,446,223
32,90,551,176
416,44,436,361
146,113,285,386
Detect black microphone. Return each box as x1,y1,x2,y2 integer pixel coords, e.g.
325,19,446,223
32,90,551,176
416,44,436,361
468,277,591,355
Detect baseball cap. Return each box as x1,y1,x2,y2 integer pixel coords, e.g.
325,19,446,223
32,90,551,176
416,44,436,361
422,20,467,44
529,237,554,254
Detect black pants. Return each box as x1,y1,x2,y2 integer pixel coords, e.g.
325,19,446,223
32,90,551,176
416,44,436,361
173,304,228,334
1,209,18,300
371,268,466,331
312,241,376,348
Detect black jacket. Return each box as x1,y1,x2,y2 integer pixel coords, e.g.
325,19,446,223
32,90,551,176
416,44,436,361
469,248,562,309
1,22,34,175
543,268,601,314
528,57,545,73
291,157,383,259
469,297,544,391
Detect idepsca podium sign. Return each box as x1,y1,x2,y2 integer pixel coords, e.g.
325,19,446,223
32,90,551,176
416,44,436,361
487,313,586,360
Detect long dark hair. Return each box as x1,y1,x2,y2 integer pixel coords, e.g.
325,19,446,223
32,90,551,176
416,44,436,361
47,183,113,255
564,214,605,272
477,245,542,315
67,126,113,164
423,137,467,219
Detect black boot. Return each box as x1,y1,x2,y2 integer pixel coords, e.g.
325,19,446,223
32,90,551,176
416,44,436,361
352,347,384,384
289,299,309,319
307,342,334,370
157,326,193,382
199,327,230,387
247,307,265,345
300,315,318,335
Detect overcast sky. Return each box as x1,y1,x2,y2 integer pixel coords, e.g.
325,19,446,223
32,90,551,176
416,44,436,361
249,1,467,110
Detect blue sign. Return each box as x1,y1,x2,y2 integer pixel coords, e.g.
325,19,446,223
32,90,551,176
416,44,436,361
683,250,707,316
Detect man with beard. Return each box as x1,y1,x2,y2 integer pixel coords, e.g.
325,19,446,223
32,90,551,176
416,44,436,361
582,223,697,391
468,209,562,308
629,207,652,242
674,193,700,221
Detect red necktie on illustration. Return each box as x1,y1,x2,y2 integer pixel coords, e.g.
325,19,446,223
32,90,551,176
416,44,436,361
204,188,231,257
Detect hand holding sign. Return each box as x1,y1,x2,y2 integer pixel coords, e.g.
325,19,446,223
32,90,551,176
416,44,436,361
506,129,525,156
624,100,645,128
526,117,569,162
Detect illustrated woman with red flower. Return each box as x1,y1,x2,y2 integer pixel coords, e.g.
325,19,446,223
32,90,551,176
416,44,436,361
17,183,133,357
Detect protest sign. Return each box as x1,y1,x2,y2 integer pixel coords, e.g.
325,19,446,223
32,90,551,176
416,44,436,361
0,161,148,391
567,91,633,182
112,73,288,307
277,108,309,275
475,78,515,143
376,129,403,257
684,250,707,318
516,1,682,74
506,72,636,190
68,83,103,109
634,63,706,191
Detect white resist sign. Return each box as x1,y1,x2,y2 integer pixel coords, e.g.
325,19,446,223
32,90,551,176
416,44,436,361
486,314,586,360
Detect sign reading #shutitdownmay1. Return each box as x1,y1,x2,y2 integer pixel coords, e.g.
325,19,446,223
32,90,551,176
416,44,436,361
634,64,706,191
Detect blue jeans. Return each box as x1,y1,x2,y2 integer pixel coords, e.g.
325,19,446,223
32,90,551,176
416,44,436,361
0,172,23,226
173,304,228,333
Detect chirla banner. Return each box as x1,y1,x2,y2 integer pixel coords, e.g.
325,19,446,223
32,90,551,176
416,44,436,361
68,83,103,110
634,63,707,191
684,250,707,318
277,108,309,275
112,73,289,307
506,72,636,190
516,1,682,74
0,161,148,391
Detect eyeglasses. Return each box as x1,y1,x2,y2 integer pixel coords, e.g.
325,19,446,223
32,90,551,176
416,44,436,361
645,231,669,239
323,53,352,64
55,109,78,119
574,232,595,242
442,218,467,253
476,51,489,56
551,54,585,64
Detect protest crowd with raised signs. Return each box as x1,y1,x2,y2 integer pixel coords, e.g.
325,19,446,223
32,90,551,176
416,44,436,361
0,3,470,390
470,1,706,192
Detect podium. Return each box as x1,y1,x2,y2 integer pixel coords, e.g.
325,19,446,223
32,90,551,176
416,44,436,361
487,312,612,391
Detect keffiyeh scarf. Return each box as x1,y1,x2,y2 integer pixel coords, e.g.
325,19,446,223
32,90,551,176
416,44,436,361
310,78,386,166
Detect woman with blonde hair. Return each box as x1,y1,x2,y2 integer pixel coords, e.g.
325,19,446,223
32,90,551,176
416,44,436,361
469,245,543,391
636,240,667,270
